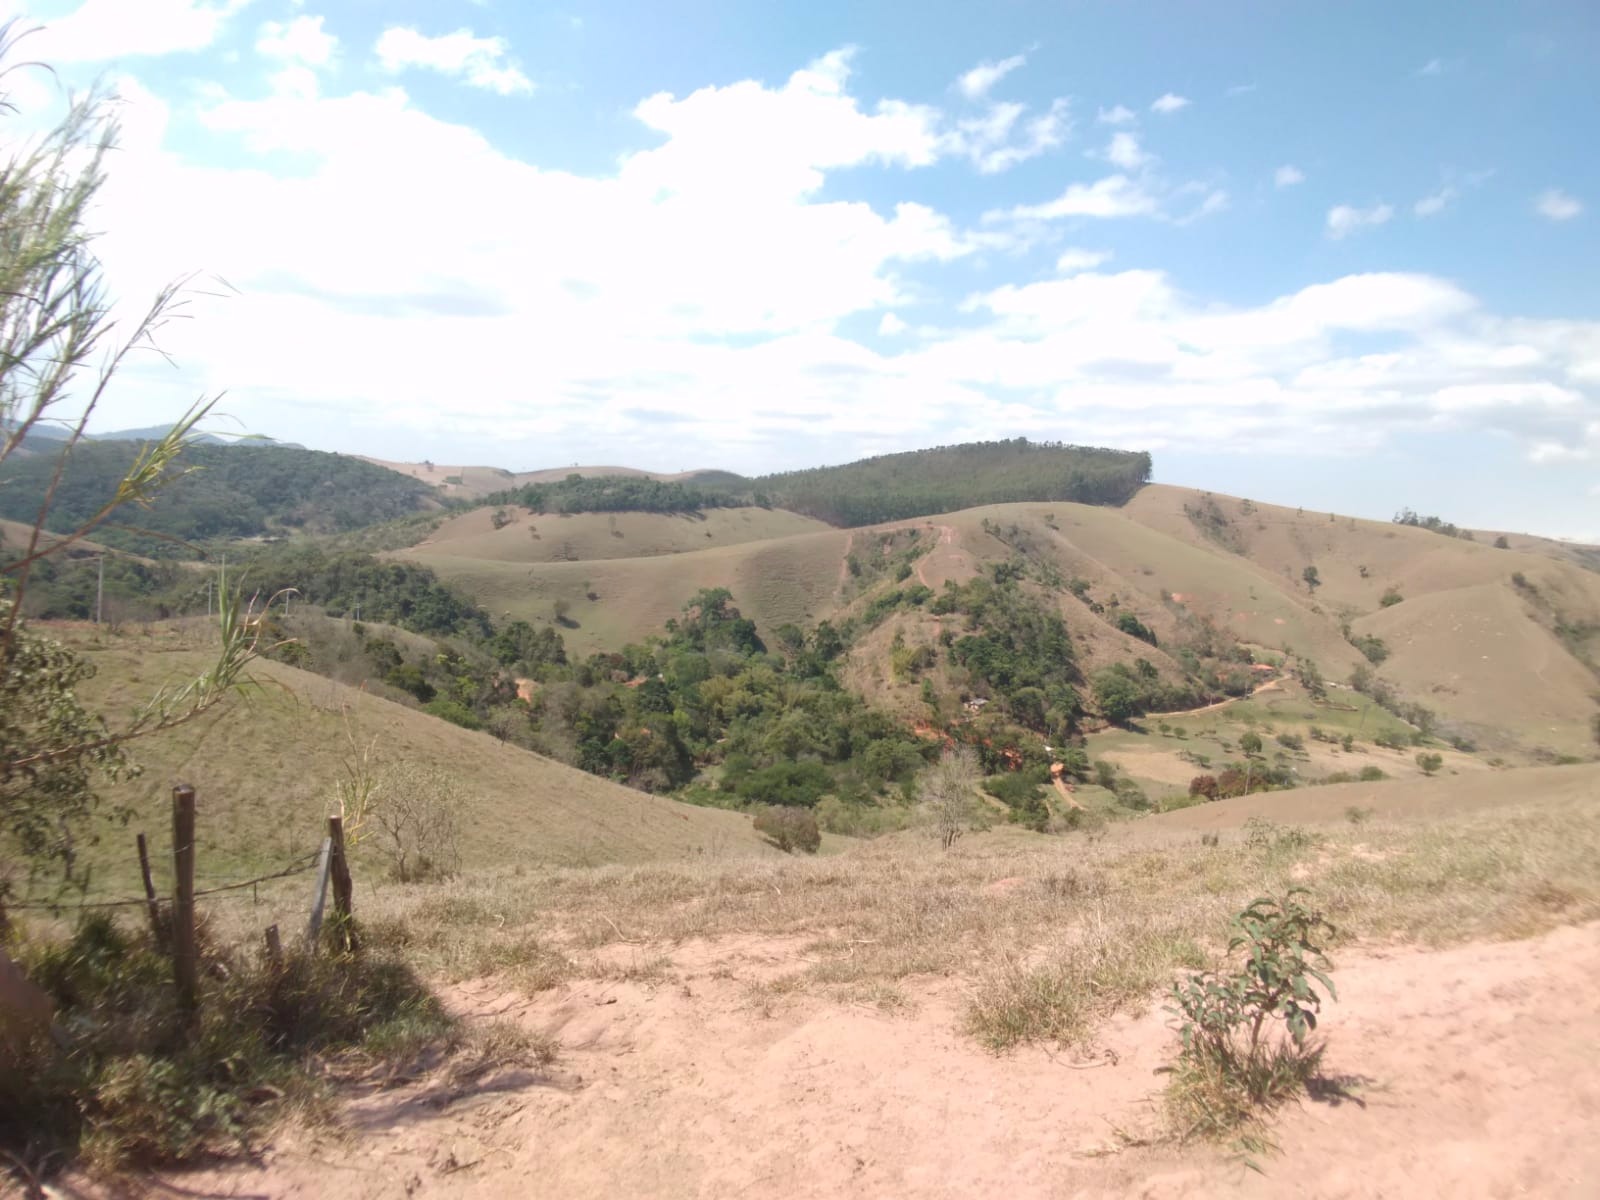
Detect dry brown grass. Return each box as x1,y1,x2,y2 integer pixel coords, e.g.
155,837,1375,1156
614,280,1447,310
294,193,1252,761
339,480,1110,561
56,627,777,899
226,778,1600,1060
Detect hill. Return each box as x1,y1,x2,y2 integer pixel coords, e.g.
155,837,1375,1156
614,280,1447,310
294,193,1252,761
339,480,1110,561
398,485,1600,761
690,438,1152,526
58,623,778,898
400,525,852,658
405,505,833,564
358,458,700,502
0,441,441,557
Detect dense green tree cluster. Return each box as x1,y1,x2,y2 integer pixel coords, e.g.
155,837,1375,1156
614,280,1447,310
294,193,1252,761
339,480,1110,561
930,568,1082,737
519,589,934,798
488,473,739,516
1091,659,1204,726
693,438,1152,526
239,544,493,639
0,442,438,556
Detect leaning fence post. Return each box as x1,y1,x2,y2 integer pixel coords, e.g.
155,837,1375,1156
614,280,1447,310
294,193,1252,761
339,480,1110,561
304,835,334,952
136,832,163,948
327,815,357,953
170,784,199,1018
264,924,282,968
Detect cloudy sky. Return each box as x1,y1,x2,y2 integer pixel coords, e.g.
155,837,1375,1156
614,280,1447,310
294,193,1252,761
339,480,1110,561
5,0,1598,537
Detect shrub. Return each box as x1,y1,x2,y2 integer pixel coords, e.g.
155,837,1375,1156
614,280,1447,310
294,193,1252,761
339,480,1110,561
1165,890,1337,1139
1415,752,1444,776
1379,588,1403,608
1357,765,1387,782
423,697,482,731
737,760,832,807
752,805,822,854
1274,731,1304,751
372,762,464,882
2,915,458,1172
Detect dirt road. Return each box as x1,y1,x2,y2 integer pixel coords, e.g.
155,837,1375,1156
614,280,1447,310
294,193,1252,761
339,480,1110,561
148,921,1600,1199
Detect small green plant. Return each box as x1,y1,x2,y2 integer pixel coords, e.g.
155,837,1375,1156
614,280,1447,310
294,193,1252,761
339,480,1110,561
1165,890,1337,1141
1415,752,1444,776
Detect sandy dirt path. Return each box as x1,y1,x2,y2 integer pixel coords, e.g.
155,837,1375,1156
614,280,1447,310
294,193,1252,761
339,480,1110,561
914,523,956,590
133,921,1600,1200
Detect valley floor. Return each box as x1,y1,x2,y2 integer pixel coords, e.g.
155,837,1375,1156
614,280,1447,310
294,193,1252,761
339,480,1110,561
86,919,1600,1200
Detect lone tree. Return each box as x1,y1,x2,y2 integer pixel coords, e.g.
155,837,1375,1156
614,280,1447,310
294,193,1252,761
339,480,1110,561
923,746,981,850
1302,565,1321,593
1,38,266,916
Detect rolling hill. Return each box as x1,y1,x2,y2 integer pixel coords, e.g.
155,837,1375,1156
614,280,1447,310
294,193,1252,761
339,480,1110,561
60,626,779,899
0,441,441,557
393,481,1600,763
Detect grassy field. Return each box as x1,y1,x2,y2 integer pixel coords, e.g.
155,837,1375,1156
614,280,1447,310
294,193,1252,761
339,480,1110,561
241,762,1600,1042
399,527,852,658
47,623,779,903
407,505,831,564
1086,678,1480,805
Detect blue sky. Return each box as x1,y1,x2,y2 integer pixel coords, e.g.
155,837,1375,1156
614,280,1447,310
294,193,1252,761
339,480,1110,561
5,0,1598,536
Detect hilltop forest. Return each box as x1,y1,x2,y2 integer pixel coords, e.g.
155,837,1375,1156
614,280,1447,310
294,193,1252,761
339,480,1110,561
0,439,437,556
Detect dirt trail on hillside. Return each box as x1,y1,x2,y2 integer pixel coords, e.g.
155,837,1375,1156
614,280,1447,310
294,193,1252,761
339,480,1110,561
1163,678,1283,719
915,522,956,589
136,922,1600,1200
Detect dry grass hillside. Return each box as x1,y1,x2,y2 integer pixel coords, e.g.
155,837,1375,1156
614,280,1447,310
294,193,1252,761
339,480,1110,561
399,526,852,658
407,505,831,564
358,458,702,502
387,485,1599,759
56,624,776,899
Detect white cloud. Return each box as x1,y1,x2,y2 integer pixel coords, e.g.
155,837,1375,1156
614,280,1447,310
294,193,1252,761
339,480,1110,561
1055,248,1113,274
26,0,252,62
991,174,1160,221
1414,186,1458,217
1274,165,1305,188
257,15,336,66
1150,93,1190,115
1226,83,1257,96
1096,104,1136,125
1417,57,1444,76
1326,203,1394,238
1535,188,1583,221
25,45,1598,477
375,26,533,96
956,53,1026,100
957,97,1070,173
1104,131,1151,171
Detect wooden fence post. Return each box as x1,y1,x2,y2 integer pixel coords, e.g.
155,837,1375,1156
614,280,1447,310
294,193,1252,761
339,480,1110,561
264,924,282,969
170,784,199,1018
136,832,163,948
304,836,334,952
326,816,356,953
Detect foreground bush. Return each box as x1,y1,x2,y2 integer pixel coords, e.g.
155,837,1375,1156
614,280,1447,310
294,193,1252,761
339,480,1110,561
752,805,821,854
0,913,458,1177
1165,889,1337,1141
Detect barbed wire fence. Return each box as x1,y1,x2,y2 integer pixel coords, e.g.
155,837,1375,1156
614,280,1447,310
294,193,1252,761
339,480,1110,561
4,783,358,1022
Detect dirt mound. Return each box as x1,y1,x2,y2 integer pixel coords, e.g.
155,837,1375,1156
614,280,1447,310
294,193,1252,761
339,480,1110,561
133,922,1600,1199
